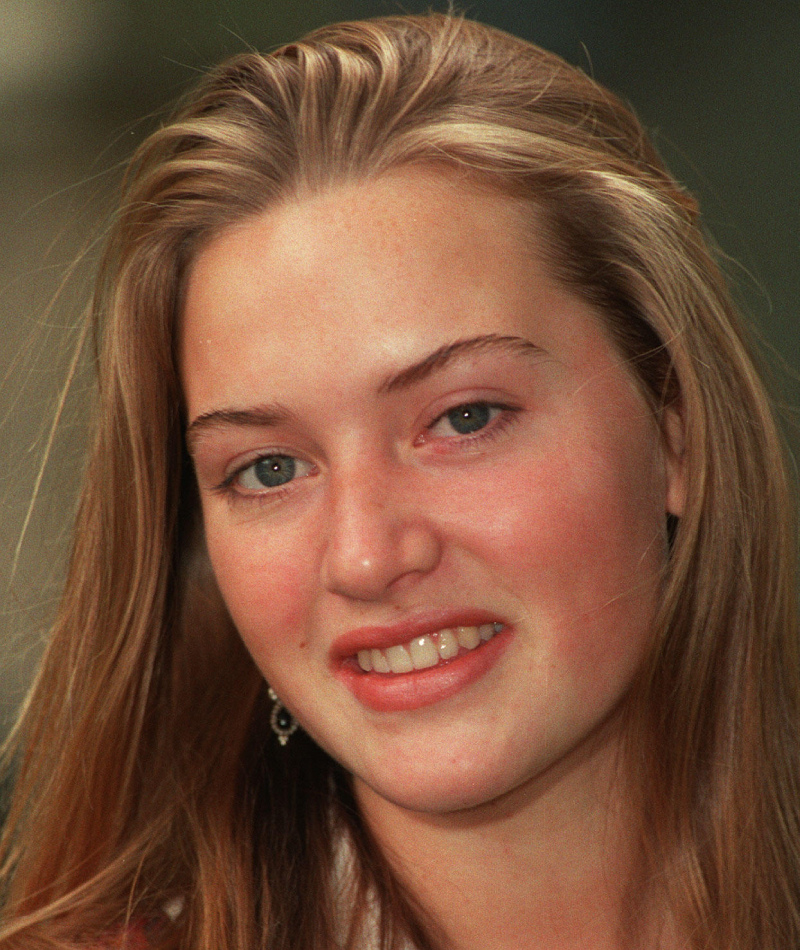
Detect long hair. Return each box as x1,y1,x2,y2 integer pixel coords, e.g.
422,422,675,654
1,13,797,949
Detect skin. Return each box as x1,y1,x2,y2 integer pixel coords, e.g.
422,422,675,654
181,166,684,948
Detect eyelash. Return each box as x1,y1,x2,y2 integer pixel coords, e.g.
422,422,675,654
212,400,521,503
211,455,311,504
422,400,521,448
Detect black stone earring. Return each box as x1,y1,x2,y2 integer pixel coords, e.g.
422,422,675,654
268,687,299,746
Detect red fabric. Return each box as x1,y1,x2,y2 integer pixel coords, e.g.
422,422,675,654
97,915,165,948
122,922,151,949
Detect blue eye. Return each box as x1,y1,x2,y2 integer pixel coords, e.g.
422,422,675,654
444,403,493,435
424,401,520,444
237,454,311,492
253,456,295,487
428,402,500,438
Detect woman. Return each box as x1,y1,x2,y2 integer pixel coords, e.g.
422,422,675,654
1,12,798,950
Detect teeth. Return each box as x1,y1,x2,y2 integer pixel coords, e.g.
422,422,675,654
456,625,480,649
437,629,459,660
356,623,503,673
385,644,414,674
409,636,439,669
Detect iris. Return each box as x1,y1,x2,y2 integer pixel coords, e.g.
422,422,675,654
446,403,491,434
254,455,296,487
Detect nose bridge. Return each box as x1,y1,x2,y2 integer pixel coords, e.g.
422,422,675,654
321,454,441,601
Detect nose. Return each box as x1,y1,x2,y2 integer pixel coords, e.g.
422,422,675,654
321,463,442,601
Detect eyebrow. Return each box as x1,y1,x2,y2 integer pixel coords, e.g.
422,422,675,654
186,333,543,454
186,403,295,455
379,333,544,393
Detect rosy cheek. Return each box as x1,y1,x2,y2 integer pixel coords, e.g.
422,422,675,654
436,453,600,579
439,446,660,640
206,528,313,656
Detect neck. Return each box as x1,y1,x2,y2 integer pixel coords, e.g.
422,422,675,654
354,722,667,950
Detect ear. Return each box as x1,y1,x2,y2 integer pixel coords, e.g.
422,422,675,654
662,405,686,518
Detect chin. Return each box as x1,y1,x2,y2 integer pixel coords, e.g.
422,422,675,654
354,749,531,817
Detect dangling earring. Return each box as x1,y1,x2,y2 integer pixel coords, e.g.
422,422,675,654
268,687,299,746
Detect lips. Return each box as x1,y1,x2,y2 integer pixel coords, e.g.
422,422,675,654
332,610,511,712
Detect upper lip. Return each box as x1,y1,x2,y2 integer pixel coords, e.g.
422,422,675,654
330,607,506,661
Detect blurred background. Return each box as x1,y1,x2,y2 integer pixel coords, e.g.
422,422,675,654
1,0,798,733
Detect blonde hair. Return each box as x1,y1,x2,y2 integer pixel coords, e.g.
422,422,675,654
1,12,798,949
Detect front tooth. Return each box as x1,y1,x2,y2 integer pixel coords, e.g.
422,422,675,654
478,623,496,641
456,626,480,650
409,635,439,669
358,650,373,671
437,628,459,659
385,644,414,674
371,649,391,673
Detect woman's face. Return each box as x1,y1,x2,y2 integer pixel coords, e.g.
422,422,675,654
181,167,684,814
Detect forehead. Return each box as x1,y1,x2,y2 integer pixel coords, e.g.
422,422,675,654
184,168,532,316
179,166,615,414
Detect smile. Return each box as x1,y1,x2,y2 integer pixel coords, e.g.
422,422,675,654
356,623,504,673
333,610,512,711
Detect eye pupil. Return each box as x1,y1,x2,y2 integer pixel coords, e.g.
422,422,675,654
447,403,491,435
254,455,296,487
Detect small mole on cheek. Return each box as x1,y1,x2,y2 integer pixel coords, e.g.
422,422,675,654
299,640,308,650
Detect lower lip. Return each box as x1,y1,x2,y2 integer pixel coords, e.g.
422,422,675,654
335,629,512,712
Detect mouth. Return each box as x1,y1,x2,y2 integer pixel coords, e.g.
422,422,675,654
355,623,504,674
333,611,511,712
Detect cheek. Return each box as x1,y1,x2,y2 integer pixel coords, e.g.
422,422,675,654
204,519,316,667
451,443,664,589
436,436,665,677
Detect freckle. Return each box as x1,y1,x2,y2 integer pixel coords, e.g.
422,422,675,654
299,640,308,650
